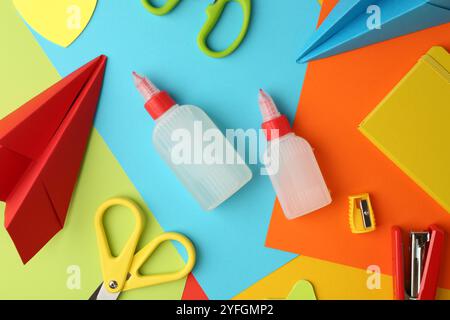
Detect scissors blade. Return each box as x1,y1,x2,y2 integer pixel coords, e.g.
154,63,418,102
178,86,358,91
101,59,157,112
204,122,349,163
89,282,121,300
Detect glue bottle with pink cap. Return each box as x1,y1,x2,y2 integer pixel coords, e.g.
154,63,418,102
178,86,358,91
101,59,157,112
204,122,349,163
259,90,331,219
133,72,252,211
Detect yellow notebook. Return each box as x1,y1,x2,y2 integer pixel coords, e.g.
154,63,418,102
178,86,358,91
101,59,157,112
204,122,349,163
360,46,450,213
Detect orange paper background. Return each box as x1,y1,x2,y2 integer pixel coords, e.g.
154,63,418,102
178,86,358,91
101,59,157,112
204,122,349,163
266,0,450,290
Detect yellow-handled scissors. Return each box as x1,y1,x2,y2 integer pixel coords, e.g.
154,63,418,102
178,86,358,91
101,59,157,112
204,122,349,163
142,0,252,59
89,197,196,300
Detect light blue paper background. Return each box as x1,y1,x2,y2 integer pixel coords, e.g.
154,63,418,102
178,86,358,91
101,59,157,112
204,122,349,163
31,0,320,299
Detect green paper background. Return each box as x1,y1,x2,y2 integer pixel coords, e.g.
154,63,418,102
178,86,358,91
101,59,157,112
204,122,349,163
0,0,186,300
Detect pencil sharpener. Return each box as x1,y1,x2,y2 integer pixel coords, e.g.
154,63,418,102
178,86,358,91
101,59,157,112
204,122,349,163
348,193,376,234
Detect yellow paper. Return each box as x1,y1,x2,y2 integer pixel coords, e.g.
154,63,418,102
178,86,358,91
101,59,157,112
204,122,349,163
234,256,393,300
360,47,450,213
13,0,97,47
234,256,450,300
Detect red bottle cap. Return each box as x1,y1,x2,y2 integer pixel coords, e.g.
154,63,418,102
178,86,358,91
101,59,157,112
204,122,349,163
144,91,176,120
262,115,293,141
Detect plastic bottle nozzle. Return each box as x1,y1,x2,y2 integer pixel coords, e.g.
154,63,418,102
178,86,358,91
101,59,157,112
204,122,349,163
258,89,280,122
132,71,160,102
259,89,292,141
132,72,176,120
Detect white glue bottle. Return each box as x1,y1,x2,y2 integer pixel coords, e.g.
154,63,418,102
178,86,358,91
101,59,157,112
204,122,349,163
133,72,252,210
259,89,331,219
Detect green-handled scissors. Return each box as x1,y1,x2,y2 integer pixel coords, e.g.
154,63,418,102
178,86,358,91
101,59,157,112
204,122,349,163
142,0,252,59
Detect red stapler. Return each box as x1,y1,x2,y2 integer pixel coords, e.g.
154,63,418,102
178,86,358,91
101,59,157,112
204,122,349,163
392,225,445,300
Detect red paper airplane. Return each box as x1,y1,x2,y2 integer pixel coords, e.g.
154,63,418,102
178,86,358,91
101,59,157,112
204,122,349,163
0,55,107,263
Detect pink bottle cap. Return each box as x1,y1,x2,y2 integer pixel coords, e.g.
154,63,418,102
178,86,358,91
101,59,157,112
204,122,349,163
132,71,160,101
259,89,281,122
259,89,292,141
132,72,176,120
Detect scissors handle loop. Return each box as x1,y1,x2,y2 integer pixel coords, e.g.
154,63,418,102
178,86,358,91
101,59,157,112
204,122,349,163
198,0,251,58
124,232,196,291
141,0,181,16
95,198,145,294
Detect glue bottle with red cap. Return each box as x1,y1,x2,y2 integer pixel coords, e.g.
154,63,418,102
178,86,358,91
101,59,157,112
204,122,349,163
133,72,252,210
259,90,331,219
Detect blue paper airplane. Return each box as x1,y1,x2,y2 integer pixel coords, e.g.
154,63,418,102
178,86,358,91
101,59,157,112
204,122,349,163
298,0,450,63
